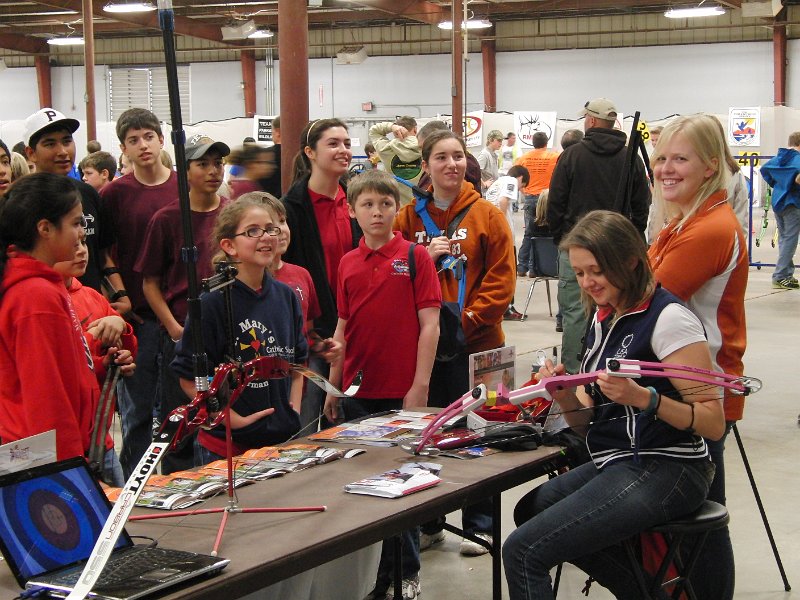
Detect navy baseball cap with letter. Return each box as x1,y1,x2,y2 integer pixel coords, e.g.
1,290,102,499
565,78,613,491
184,134,231,162
24,108,80,148
579,98,618,121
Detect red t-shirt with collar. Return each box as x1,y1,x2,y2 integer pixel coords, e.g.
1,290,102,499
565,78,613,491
337,232,441,399
274,261,321,325
308,185,352,294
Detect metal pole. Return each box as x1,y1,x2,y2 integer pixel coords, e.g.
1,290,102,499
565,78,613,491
157,0,209,394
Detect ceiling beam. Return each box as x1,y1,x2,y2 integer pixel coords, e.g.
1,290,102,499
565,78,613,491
0,31,49,53
347,0,444,26
33,0,231,43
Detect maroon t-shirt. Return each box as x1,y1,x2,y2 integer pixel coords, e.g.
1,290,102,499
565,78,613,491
101,172,179,313
229,179,261,200
308,185,352,295
274,261,321,325
134,197,229,324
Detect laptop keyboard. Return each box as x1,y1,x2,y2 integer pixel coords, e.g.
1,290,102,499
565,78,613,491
51,547,194,587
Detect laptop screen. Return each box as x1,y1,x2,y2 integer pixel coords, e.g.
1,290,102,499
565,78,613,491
0,457,132,585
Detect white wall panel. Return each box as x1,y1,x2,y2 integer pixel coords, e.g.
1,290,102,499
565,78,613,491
0,67,40,123
189,61,247,122
497,41,775,121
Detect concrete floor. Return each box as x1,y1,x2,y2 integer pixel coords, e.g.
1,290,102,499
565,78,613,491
420,215,800,599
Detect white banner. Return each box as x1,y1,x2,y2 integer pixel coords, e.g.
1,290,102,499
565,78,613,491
728,107,761,147
514,112,557,149
439,111,485,147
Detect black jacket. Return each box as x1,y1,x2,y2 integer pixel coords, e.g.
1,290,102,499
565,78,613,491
281,174,363,337
547,127,651,243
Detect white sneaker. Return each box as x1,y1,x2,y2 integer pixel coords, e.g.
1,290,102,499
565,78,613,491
459,533,492,556
419,530,445,551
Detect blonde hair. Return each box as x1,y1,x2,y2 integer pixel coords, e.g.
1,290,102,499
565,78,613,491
238,190,285,218
10,152,30,181
650,114,729,229
534,189,550,227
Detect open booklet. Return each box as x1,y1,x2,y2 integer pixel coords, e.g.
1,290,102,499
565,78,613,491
344,462,442,498
309,411,463,446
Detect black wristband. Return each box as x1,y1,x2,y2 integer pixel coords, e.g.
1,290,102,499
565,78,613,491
110,290,129,302
685,402,696,434
102,267,120,277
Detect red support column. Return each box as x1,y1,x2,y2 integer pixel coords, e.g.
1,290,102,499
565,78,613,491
451,0,463,136
773,17,786,106
278,0,308,193
241,50,256,117
481,39,496,113
35,55,52,109
82,0,97,141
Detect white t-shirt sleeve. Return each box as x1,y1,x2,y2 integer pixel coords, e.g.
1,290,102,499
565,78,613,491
651,303,707,359
486,176,517,207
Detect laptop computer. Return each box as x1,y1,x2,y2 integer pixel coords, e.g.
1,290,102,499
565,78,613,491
0,456,229,600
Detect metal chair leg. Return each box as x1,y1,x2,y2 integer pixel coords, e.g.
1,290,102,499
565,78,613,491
544,279,553,317
521,282,536,319
732,423,791,590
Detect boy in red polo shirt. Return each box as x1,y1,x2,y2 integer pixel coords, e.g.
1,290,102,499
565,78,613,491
323,170,441,600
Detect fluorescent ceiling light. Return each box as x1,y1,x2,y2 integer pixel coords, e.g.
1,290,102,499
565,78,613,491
438,19,492,30
664,6,725,18
248,28,274,39
47,36,85,45
103,0,156,12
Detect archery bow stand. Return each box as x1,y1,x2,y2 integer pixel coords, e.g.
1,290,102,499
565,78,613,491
126,263,340,556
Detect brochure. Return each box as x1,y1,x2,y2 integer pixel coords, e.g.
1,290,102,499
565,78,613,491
344,462,442,498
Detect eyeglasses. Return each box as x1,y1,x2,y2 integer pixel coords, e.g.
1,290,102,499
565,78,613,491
235,225,281,239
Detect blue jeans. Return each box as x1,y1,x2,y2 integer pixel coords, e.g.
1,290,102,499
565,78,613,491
343,397,421,582
689,422,735,600
157,332,196,475
517,195,539,273
194,437,224,467
118,317,160,479
503,457,714,600
556,250,587,375
101,447,125,487
774,204,800,281
299,355,329,431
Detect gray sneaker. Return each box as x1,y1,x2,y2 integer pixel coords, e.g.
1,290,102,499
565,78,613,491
419,530,445,551
365,575,420,600
773,278,799,290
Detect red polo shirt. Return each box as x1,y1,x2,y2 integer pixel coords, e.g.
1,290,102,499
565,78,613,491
308,185,352,294
337,232,441,399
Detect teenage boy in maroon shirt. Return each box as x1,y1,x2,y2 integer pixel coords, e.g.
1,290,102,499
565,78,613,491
135,134,230,473
101,108,177,478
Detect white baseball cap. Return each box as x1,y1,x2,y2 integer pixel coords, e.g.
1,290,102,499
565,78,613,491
25,108,80,148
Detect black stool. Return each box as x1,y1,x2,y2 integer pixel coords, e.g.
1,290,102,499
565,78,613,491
623,500,730,600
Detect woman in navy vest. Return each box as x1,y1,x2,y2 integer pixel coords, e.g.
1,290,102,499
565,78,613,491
502,210,725,600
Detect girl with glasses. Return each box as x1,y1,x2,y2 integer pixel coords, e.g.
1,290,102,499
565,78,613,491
171,199,307,466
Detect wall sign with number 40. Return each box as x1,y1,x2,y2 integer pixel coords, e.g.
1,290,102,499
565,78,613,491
637,120,651,142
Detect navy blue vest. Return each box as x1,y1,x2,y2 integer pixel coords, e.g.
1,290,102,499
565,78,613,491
582,288,709,469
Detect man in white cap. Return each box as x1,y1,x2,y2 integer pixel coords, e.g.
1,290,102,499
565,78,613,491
547,97,651,374
24,108,123,301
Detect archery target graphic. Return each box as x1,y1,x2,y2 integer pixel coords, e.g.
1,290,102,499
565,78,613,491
0,470,107,576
